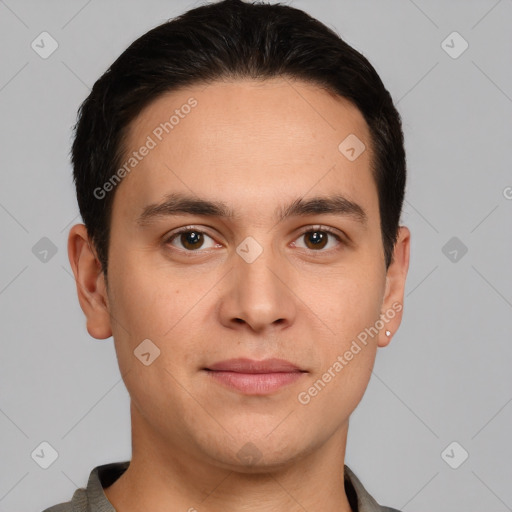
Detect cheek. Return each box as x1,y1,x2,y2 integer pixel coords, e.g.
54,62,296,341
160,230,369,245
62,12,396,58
108,249,187,336
294,263,384,407
296,262,385,339
294,275,382,423
106,253,216,372
106,262,198,411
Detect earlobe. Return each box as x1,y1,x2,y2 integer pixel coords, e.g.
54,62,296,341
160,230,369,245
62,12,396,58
378,226,410,348
67,224,112,340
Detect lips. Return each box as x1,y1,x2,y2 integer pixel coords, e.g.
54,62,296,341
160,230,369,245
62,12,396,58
204,358,307,395
205,358,304,373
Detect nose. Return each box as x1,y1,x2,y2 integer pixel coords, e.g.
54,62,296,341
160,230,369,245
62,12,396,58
217,244,297,334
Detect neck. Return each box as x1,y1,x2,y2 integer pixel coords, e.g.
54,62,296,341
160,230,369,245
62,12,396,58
104,401,353,512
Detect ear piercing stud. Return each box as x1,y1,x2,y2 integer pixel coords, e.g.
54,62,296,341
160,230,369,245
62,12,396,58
385,330,391,337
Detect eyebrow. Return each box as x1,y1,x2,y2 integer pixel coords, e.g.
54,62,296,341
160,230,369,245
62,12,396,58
136,192,367,227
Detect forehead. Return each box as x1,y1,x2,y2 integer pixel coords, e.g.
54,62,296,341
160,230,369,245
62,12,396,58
113,78,377,223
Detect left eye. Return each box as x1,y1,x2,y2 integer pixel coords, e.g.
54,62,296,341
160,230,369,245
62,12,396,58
292,228,342,251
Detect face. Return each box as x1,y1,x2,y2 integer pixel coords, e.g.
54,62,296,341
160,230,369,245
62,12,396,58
70,78,409,471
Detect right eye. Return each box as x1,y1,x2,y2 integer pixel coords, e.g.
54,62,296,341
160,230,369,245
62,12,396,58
164,227,221,252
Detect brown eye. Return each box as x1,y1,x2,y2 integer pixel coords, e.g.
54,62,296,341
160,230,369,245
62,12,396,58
303,230,328,250
166,228,218,251
293,227,343,252
179,231,204,250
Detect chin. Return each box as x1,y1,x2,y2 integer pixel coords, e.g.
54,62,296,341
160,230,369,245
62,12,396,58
196,429,311,473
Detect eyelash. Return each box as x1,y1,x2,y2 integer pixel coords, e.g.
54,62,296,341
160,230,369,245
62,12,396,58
163,225,345,254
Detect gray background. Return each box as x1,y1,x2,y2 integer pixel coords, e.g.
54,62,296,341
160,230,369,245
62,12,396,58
1,0,511,510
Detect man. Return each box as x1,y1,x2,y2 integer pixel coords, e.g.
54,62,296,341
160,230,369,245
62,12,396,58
45,0,410,510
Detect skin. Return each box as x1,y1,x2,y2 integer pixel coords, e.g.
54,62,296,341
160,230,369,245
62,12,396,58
68,77,410,512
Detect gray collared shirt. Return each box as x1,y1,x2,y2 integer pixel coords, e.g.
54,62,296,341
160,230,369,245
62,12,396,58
42,461,401,512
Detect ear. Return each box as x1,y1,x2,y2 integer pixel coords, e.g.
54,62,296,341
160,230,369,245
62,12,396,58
378,226,410,348
67,224,112,340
